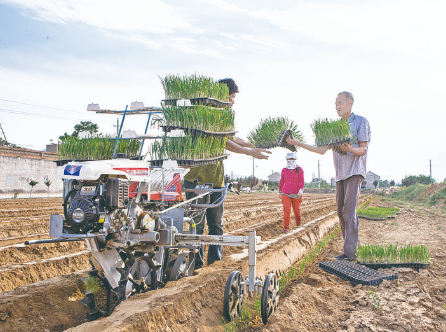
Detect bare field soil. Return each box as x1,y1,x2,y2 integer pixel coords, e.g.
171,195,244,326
1,193,444,331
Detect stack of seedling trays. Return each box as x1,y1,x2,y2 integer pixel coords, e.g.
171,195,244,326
247,116,304,152
319,260,398,286
160,74,232,108
149,74,235,168
356,244,430,269
56,135,142,166
311,118,352,155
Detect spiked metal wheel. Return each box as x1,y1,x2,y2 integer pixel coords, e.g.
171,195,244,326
223,271,244,321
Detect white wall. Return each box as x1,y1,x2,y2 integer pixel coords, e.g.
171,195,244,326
0,155,63,193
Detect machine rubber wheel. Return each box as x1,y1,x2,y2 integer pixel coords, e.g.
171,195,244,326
261,273,279,325
223,271,244,321
169,251,195,281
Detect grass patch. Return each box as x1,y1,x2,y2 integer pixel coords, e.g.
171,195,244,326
428,187,446,206
391,183,429,201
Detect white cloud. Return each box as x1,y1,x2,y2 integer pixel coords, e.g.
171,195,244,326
3,0,192,34
201,0,446,60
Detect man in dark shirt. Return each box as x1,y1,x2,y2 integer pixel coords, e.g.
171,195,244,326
184,78,270,268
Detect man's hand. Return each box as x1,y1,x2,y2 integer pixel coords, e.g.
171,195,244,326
339,143,353,153
286,136,300,146
250,148,271,160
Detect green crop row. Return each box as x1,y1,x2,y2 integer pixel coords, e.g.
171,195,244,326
152,104,235,133
356,243,430,264
311,118,352,147
58,136,141,160
149,134,227,161
160,74,230,101
247,116,304,149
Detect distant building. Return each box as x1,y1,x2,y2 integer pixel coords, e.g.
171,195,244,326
365,171,380,189
330,177,336,186
46,143,58,153
267,172,281,182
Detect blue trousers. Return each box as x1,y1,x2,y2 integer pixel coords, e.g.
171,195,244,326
184,180,224,267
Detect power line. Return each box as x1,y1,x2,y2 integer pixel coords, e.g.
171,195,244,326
0,108,86,121
0,98,83,114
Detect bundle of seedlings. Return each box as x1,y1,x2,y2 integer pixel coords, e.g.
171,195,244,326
356,243,430,265
149,134,228,161
247,116,304,152
58,135,141,161
153,104,235,134
160,74,230,102
311,118,352,155
357,206,400,219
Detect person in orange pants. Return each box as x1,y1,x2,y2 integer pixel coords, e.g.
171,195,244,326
279,152,305,232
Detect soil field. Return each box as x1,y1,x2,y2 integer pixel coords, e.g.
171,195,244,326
1,193,445,331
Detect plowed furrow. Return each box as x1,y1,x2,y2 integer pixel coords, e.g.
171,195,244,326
0,242,87,267
0,251,90,293
0,225,49,239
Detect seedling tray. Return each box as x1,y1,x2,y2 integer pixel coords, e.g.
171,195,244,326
319,260,398,286
149,154,228,167
255,129,297,152
55,157,140,166
161,125,236,138
162,98,231,108
358,262,430,269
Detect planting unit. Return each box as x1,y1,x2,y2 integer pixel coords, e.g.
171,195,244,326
25,77,278,324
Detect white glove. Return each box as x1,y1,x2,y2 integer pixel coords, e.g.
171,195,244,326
298,188,304,198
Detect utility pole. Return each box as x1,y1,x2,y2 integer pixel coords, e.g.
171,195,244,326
0,123,7,143
252,157,255,179
430,159,432,183
318,160,321,189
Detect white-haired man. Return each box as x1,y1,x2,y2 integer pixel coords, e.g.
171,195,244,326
286,91,371,261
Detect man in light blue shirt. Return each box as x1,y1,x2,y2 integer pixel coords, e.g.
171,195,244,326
286,91,371,260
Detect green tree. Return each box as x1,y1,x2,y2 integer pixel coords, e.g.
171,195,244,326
73,121,99,137
44,180,52,197
59,121,99,141
0,138,22,148
401,175,433,187
29,180,38,197
390,180,395,187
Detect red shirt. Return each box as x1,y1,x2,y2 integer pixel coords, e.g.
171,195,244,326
279,167,305,195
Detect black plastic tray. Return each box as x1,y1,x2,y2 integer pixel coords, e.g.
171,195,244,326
319,260,398,286
55,156,140,166
162,98,231,108
357,262,430,269
161,126,236,138
149,154,228,167
255,129,297,152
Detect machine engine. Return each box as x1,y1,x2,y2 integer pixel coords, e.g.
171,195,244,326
64,178,129,233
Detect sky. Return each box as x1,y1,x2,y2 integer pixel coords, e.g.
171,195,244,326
1,0,446,183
